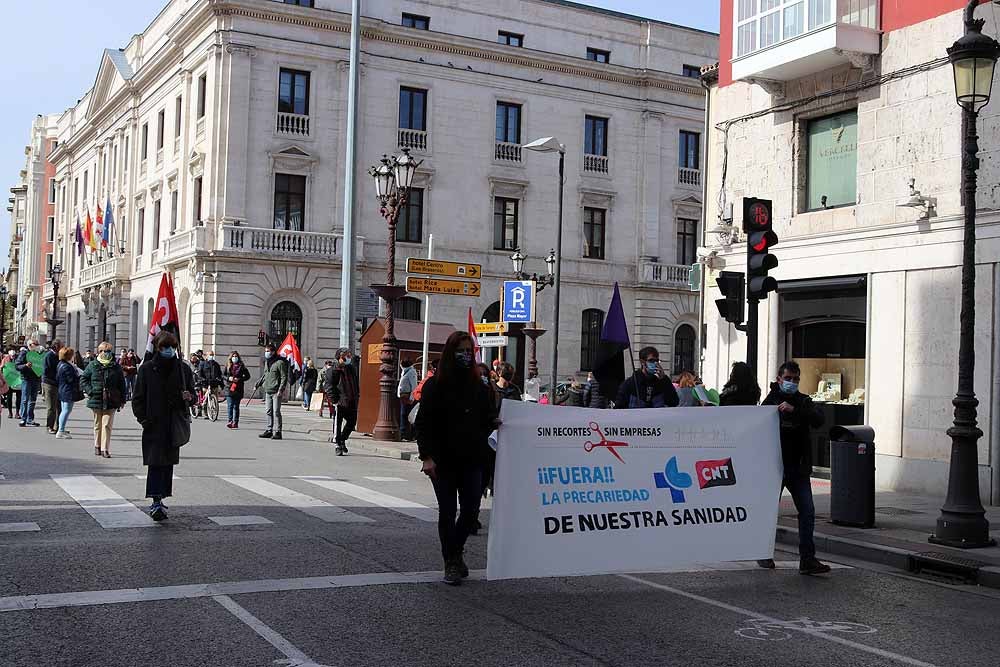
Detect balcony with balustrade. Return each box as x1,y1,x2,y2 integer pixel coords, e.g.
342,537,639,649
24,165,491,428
398,128,427,152
584,154,609,174
78,256,130,290
219,225,342,261
495,141,522,163
276,112,310,138
732,0,879,83
639,261,693,290
678,167,701,187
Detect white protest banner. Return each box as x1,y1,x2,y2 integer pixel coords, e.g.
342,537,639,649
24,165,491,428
487,401,783,580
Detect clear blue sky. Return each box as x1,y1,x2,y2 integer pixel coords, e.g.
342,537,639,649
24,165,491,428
0,1,720,264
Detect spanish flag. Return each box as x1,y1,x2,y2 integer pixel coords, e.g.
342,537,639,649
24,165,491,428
83,209,94,248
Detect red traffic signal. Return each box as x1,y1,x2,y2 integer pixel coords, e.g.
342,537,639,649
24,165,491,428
744,198,778,300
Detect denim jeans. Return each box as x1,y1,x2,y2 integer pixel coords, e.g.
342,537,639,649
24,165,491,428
782,467,817,560
227,396,241,425
302,391,312,409
20,378,40,423
264,392,282,433
124,375,135,401
58,401,74,433
430,463,483,562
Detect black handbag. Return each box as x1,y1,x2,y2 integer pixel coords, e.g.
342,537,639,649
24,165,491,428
171,408,192,447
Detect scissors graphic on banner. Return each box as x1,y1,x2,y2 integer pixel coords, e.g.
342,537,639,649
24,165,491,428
583,421,628,463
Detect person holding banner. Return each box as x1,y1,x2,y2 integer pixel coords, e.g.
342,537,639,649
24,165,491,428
761,360,831,576
415,331,498,586
15,340,43,427
613,346,679,410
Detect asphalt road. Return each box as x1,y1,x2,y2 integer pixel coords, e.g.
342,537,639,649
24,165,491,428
2,402,999,667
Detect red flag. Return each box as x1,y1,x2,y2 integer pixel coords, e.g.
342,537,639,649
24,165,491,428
165,272,180,342
277,332,303,373
144,273,180,359
467,308,482,364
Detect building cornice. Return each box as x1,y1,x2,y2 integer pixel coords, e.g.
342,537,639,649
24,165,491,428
209,0,703,97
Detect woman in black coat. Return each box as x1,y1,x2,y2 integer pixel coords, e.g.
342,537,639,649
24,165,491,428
719,361,761,406
132,331,196,521
301,358,318,410
224,350,252,429
415,331,498,586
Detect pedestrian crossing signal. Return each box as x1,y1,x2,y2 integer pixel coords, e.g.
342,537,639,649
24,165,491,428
744,198,778,300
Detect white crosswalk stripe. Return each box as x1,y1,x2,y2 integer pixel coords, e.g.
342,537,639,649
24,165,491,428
216,475,374,523
297,476,436,522
50,474,157,529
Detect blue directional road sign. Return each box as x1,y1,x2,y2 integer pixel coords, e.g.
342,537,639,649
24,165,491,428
502,280,536,323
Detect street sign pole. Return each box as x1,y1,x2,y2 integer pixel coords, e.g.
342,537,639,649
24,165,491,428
421,234,433,377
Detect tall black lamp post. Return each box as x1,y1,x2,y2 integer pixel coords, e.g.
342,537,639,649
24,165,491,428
47,264,64,341
511,249,555,379
930,0,999,549
368,148,421,441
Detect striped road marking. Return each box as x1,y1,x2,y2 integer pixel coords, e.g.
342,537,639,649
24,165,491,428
50,475,156,529
0,522,41,532
297,476,435,522
216,476,373,523
363,476,407,482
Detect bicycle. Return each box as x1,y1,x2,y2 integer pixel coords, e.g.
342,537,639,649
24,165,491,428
193,385,220,422
734,617,876,641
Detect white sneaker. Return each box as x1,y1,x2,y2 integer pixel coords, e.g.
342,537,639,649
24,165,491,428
56,431,72,439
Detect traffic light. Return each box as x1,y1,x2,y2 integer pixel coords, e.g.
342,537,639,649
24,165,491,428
744,198,778,300
715,271,745,325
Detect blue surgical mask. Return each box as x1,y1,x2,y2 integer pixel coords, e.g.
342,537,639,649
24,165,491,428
455,351,473,367
645,361,659,373
343,357,353,366
208,356,215,362
481,376,489,385
265,351,273,359
159,347,177,359
781,380,798,394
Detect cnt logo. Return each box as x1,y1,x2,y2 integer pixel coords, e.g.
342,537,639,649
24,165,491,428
695,458,737,490
653,457,692,503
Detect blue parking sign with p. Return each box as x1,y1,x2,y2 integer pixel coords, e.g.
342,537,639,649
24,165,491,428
502,281,536,323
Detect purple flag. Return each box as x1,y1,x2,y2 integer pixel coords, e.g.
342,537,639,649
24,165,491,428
601,282,630,346
591,282,631,402
75,218,84,256
103,198,114,248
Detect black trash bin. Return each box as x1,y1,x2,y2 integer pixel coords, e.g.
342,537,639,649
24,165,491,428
829,425,876,528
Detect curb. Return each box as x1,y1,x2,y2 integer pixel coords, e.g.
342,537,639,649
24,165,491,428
776,525,1000,589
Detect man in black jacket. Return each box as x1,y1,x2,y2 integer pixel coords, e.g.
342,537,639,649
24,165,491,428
760,360,831,575
323,347,359,456
42,339,62,434
613,346,679,409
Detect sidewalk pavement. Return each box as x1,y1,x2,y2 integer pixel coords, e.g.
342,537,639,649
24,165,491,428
241,400,420,462
245,399,1000,588
779,479,1000,589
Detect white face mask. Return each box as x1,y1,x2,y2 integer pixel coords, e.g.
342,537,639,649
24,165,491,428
231,356,239,363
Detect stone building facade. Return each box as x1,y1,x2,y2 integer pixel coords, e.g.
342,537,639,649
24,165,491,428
703,0,1000,501
38,0,717,384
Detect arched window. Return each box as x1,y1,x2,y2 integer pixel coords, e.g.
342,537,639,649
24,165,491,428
393,297,422,321
269,300,302,345
482,301,500,323
580,308,604,371
673,324,696,375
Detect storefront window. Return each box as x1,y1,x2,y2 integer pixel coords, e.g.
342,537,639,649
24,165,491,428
806,109,857,211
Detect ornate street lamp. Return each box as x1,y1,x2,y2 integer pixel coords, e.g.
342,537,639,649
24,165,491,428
523,136,566,402
930,1,1000,549
509,248,557,380
368,148,423,441
47,263,64,340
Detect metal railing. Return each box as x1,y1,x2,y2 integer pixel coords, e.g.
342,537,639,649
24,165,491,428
584,154,609,173
276,112,310,137
495,141,522,163
398,128,427,151
679,167,701,187
220,225,340,259
640,262,691,288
